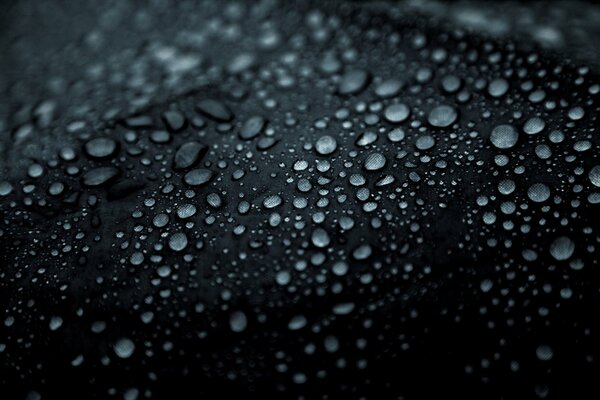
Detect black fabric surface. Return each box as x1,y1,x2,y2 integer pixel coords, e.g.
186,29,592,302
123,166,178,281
1,1,599,399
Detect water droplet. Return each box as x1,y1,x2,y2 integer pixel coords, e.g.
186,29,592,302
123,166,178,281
355,131,378,147
150,130,171,144
183,168,215,186
363,152,386,171
527,183,550,202
589,165,600,187
427,105,457,128
332,302,355,315
488,78,509,97
206,192,223,208
0,181,14,198
114,338,135,358
384,103,410,123
162,110,186,132
337,69,370,95
177,204,197,219
387,128,405,142
84,137,118,159
315,135,337,155
125,115,153,129
374,79,402,98
239,116,265,140
311,227,330,248
288,315,307,330
490,124,518,149
550,236,575,261
415,135,435,150
81,167,121,187
256,137,278,151
48,182,65,196
536,345,553,361
229,311,247,332
332,261,348,276
169,232,188,251
196,99,233,122
523,117,545,135
49,316,63,331
174,142,208,170
263,194,283,209
352,244,372,260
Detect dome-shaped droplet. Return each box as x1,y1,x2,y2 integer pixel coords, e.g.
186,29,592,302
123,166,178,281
488,78,509,98
183,169,215,186
196,99,233,122
589,165,600,187
257,137,278,151
337,69,370,95
527,183,550,203
263,194,283,209
415,135,435,150
523,117,545,135
173,142,208,170
374,79,402,98
427,105,457,128
315,135,337,155
84,137,118,159
490,124,518,149
536,345,553,361
206,192,223,208
150,130,171,144
0,181,14,196
239,116,265,140
81,167,121,187
550,236,575,261
311,227,330,248
177,204,197,219
162,110,186,132
363,152,387,171
169,232,188,252
384,103,410,123
114,338,135,358
229,311,247,332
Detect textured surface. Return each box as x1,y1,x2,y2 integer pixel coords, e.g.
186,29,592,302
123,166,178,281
1,1,599,399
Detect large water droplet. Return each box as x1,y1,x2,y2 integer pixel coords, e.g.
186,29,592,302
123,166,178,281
173,142,208,170
196,99,233,122
490,124,518,149
384,103,410,123
363,152,387,171
315,135,337,155
229,311,247,332
114,338,135,358
183,168,215,186
169,232,188,251
81,167,121,187
239,116,265,140
84,138,118,159
337,69,370,95
550,236,575,261
427,105,457,128
527,183,550,202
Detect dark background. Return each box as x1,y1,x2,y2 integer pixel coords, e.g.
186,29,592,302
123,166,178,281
1,1,599,399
